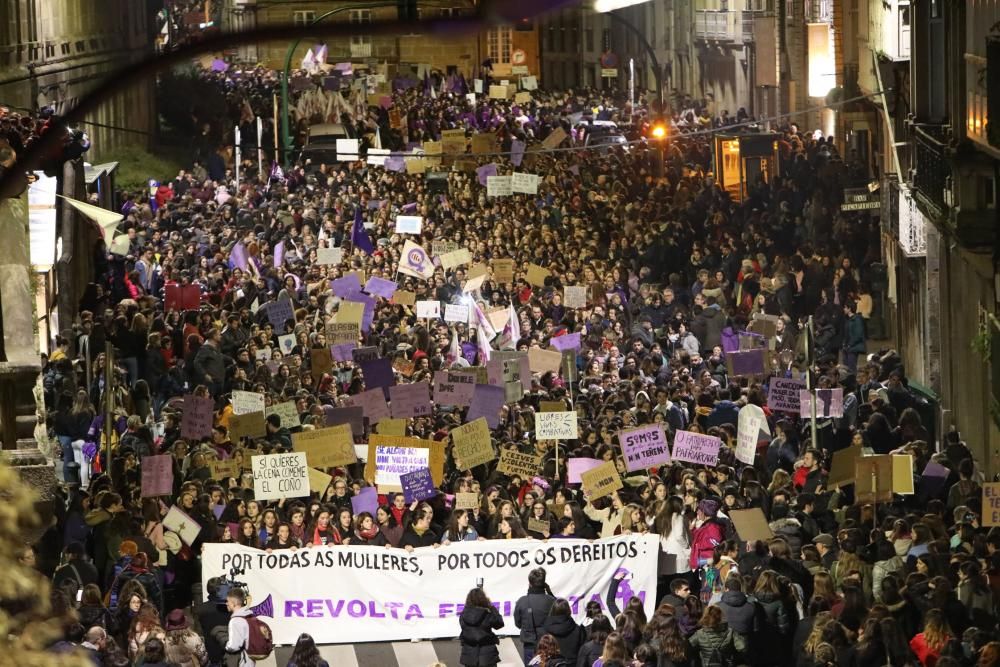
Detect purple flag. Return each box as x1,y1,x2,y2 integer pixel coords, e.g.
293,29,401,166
273,240,285,268
511,139,526,167
351,487,379,517
476,163,498,186
721,328,740,354
351,206,374,255
228,241,248,271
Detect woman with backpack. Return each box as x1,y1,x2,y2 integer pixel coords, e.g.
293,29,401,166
458,586,504,667
688,605,746,667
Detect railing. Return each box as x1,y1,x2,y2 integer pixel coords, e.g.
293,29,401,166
350,41,373,58
911,123,952,216
695,11,753,43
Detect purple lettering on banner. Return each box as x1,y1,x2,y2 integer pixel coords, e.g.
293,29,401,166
466,384,505,429
349,388,391,423
567,458,603,484
351,487,379,516
360,358,396,399
332,342,356,362
400,468,438,503
331,274,363,298
364,276,398,300
671,431,722,467
619,425,671,472
550,332,581,352
767,377,806,413
389,382,433,419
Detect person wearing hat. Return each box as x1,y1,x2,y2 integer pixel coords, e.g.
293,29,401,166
690,499,725,570
164,608,209,667
813,533,839,570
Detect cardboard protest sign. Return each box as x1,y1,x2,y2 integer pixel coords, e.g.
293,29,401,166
351,487,379,516
433,370,476,406
440,248,473,270
451,417,495,469
210,458,241,480
527,517,551,536
542,127,567,149
491,259,515,283
392,290,416,306
389,382,433,419
535,411,578,440
252,452,310,501
466,384,505,429
515,91,532,104
983,483,1000,526
799,389,845,418
767,378,806,413
292,424,356,468
376,418,407,436
504,381,523,403
563,285,588,309
416,300,441,319
827,444,862,488
181,394,214,440
141,455,174,497
854,455,894,503
364,434,445,490
525,263,550,287
308,467,333,495
528,347,563,374
401,468,438,503
892,454,915,495
488,84,509,99
671,431,722,466
162,506,201,546
540,401,565,412
350,387,391,423
229,411,266,440
311,347,334,379
326,321,359,346
455,492,479,510
471,133,495,155
497,449,542,478
580,461,623,500
729,508,774,542
619,424,670,471
232,390,265,416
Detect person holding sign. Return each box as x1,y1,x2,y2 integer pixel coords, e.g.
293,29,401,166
399,503,439,551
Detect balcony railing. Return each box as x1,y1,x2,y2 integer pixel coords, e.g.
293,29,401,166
695,11,753,43
911,123,952,216
350,41,372,58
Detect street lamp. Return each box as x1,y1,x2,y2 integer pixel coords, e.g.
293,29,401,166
593,0,653,11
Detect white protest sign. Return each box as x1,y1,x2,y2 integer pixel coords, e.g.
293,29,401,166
231,390,265,416
251,452,310,501
486,175,512,197
444,304,470,323
317,247,343,265
511,173,540,195
374,446,430,489
535,411,579,440
395,215,423,235
336,138,360,160
416,300,441,319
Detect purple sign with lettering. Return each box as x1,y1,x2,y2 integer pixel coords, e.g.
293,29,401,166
351,487,379,517
349,388,391,423
141,455,174,497
671,431,722,467
268,299,295,329
767,377,806,413
619,424,670,472
727,348,766,376
332,342,356,362
389,382,433,419
466,384,505,429
400,468,438,503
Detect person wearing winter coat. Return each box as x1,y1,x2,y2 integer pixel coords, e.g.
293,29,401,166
717,576,757,640
872,540,905,603
541,599,588,665
690,500,725,570
163,609,208,667
768,506,805,558
689,606,746,667
459,587,504,667
514,568,556,664
749,570,794,667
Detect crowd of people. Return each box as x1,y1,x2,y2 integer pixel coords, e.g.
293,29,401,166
17,57,1000,667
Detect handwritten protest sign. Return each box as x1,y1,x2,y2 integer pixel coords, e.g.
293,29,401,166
252,452,309,501
265,401,301,429
232,390,265,416
210,459,240,480
326,322,359,347
984,483,1000,526
292,425,356,468
486,175,512,197
491,259,515,283
563,285,588,309
364,434,444,490
619,425,670,471
736,413,762,465
162,506,201,546
434,370,476,406
181,394,214,440
141,455,174,497
350,387,391,423
854,455,894,503
581,461,623,501
466,384,505,429
497,449,542,478
268,299,295,329
535,411,578,440
316,247,343,266
671,431,722,466
511,173,540,195
401,468,438,503
768,378,806,413
455,492,479,510
440,249,472,270
451,417,495,469
389,382,433,418
229,411,266,440
444,304,470,323
799,388,845,418
525,263,550,287
393,290,416,306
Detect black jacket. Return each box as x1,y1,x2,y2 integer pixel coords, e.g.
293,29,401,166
398,526,439,550
576,638,603,667
542,615,588,665
193,599,231,663
513,589,556,645
459,605,503,667
718,590,757,636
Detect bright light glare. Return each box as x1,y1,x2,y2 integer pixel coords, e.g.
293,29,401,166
593,0,653,12
650,125,666,139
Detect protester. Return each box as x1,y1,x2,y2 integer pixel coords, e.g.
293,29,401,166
459,587,505,667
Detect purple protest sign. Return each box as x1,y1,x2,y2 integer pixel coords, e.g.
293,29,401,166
210,58,228,72
386,157,406,172
619,424,671,472
466,384,505,429
181,394,214,440
921,460,950,497
141,454,174,497
672,431,722,467
433,370,476,407
389,382,433,419
268,299,295,329
349,388,392,423
567,458,603,484
401,468,438,503
798,388,844,418
324,406,365,436
364,276,398,299
360,358,396,399
767,377,806,413
331,342,356,362
273,240,285,268
351,487,379,517
721,328,739,354
727,348,767,376
476,163,498,186
331,274,363,298
511,139,526,167
550,332,581,352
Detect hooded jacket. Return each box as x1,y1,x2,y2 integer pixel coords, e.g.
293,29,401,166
768,517,804,558
541,614,587,664
458,605,503,667
718,590,757,636
513,589,555,646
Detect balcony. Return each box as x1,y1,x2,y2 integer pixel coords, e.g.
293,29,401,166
350,41,372,58
911,123,952,218
695,11,753,44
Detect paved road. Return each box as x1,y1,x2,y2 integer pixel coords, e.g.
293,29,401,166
255,637,526,666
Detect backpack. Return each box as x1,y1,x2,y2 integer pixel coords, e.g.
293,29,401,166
56,563,84,606
244,614,274,660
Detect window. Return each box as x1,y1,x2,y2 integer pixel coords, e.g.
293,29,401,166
350,9,373,24
487,26,512,63
786,0,795,19
440,7,462,18
293,11,315,27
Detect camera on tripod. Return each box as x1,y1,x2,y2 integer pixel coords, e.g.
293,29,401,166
215,565,250,603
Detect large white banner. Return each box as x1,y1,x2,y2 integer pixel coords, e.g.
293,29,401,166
202,534,658,644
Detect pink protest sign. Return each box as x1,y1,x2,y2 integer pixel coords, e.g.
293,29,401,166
389,382,433,419
567,458,603,484
671,431,722,467
141,455,174,497
619,424,670,471
181,394,214,440
349,388,391,423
